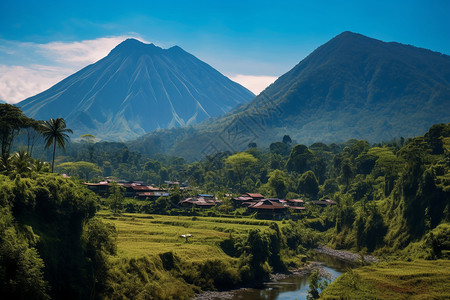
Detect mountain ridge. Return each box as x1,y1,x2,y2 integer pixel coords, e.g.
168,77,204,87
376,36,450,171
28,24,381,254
130,31,450,160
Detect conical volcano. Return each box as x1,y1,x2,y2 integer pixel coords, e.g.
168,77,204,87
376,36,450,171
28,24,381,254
17,39,255,140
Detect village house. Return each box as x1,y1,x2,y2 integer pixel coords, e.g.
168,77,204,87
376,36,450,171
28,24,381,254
282,198,306,211
84,180,169,199
84,180,110,196
247,198,288,219
179,195,221,208
232,192,265,208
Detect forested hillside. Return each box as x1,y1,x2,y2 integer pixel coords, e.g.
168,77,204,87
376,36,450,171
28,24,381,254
130,32,450,160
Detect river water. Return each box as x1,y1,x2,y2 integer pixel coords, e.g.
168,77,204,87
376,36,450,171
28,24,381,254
228,253,356,300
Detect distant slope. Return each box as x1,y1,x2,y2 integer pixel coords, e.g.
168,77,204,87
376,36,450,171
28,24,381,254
131,31,450,160
17,39,254,140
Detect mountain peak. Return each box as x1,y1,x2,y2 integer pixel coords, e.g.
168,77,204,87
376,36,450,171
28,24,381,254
335,31,362,38
109,38,160,56
328,31,376,46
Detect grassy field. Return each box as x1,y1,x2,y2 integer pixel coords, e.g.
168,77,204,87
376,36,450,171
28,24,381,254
321,259,450,299
99,212,279,262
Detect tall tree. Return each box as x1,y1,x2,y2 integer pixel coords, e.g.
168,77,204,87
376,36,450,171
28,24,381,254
24,119,44,156
108,182,125,214
297,170,319,199
12,149,32,174
41,118,73,172
286,144,314,173
0,104,32,158
225,152,258,192
80,134,96,162
267,169,289,199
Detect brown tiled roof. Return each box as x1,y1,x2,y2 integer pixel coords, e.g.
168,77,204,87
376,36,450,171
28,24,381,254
181,197,220,206
233,196,253,201
181,198,196,203
194,202,216,206
131,185,160,191
249,200,287,210
136,192,157,196
245,193,265,198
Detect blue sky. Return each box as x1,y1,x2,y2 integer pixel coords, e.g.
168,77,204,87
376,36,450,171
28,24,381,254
1,0,449,103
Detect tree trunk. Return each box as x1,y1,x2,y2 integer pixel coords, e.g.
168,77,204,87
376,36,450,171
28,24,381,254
51,140,56,172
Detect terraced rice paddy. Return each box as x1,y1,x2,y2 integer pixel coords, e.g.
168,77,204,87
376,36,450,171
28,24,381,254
99,212,279,262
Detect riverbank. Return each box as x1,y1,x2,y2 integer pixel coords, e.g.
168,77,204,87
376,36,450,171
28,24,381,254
314,246,379,264
193,246,372,300
193,262,332,300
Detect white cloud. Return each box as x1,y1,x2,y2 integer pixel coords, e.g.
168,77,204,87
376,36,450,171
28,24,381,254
0,65,71,104
0,35,147,104
229,74,278,95
38,35,148,67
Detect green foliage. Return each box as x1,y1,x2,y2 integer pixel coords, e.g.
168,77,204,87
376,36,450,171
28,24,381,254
286,144,314,173
0,207,49,299
225,152,258,192
105,255,196,299
81,217,117,295
340,159,353,190
335,196,355,234
355,202,386,252
57,161,102,181
307,269,329,300
267,169,289,198
11,149,32,174
282,220,321,252
41,118,73,172
80,134,96,162
239,229,272,281
108,182,125,214
270,141,290,156
0,104,35,159
297,170,319,199
0,172,118,299
321,178,339,197
402,223,450,259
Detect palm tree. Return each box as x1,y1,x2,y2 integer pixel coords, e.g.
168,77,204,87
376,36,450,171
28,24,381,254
12,149,32,174
41,118,73,172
